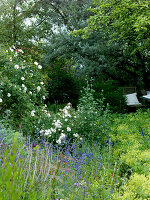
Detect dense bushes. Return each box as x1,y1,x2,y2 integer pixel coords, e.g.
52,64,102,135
46,65,81,108
0,46,51,135
93,79,127,113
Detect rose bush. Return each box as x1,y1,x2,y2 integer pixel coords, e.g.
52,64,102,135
0,46,50,136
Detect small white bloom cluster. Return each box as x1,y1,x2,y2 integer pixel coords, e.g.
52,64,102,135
56,132,66,144
34,61,42,69
52,119,62,129
38,65,42,69
37,86,41,92
7,93,11,97
21,77,25,81
14,64,19,69
42,106,51,117
61,103,72,118
0,98,2,103
18,49,24,53
34,61,38,65
67,127,71,132
31,110,35,116
22,84,27,92
40,127,56,137
73,133,79,138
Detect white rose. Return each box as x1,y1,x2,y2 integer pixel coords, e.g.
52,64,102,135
7,93,11,97
9,47,13,52
14,65,19,69
38,65,42,69
73,133,79,138
56,139,61,144
21,77,25,80
34,61,38,65
0,98,2,103
47,113,51,117
37,86,41,92
31,110,35,116
24,87,27,92
67,127,71,132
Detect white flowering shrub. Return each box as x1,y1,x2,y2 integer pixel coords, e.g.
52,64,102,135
39,103,77,144
0,46,49,134
40,81,111,145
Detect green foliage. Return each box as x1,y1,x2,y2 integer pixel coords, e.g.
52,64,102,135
71,0,150,89
46,64,81,108
110,110,150,198
93,79,127,113
73,0,150,45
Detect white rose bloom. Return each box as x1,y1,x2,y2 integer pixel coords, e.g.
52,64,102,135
56,139,61,144
18,49,24,53
24,87,27,92
0,98,2,102
21,77,25,80
43,96,46,100
10,57,12,62
7,93,11,97
67,127,71,132
40,82,44,85
47,113,51,117
9,47,13,52
38,65,42,69
45,129,51,136
60,133,66,139
40,130,44,134
29,91,32,95
37,86,41,92
73,133,79,138
53,128,56,132
22,84,25,87
54,121,62,128
14,65,19,69
14,53,18,57
34,61,38,65
31,110,35,116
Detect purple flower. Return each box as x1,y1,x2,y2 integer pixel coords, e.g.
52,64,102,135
141,127,144,137
74,182,79,187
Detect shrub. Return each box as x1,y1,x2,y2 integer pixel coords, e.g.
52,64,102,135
0,45,50,135
46,65,81,108
93,79,127,113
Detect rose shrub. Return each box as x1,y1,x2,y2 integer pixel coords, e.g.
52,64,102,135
0,46,51,136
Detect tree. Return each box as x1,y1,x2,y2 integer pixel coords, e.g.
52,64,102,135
71,0,150,89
